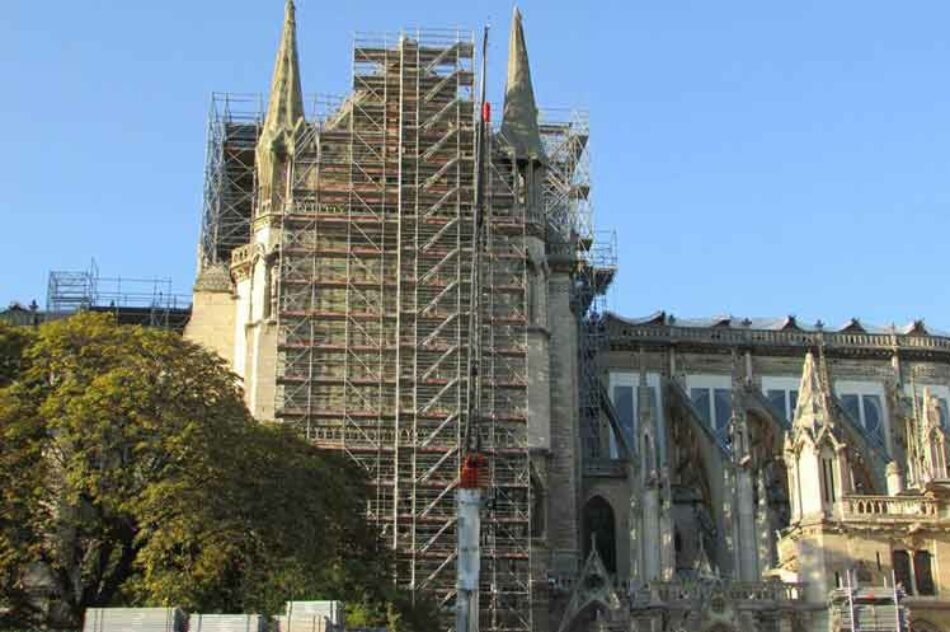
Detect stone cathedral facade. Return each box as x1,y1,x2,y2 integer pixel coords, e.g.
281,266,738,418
185,4,950,632
563,316,950,632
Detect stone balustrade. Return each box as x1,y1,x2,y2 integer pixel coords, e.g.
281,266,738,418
608,322,950,358
542,574,806,608
230,243,255,268
838,495,942,522
628,580,805,608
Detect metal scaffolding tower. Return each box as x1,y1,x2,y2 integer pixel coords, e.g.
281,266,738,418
270,31,531,632
199,94,263,269
538,110,617,460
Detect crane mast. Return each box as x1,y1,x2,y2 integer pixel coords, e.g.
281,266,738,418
456,24,490,632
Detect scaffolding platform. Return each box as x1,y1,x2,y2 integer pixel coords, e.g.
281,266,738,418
46,260,190,330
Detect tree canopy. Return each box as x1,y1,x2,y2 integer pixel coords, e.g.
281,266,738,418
0,313,436,631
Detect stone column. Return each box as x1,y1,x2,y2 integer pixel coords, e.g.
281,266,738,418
659,469,675,580
723,465,738,576
834,444,852,499
756,469,772,575
545,261,580,572
640,485,660,581
886,461,904,495
736,466,759,580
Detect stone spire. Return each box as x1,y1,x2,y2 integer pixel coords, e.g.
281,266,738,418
785,351,852,523
263,0,304,137
500,7,545,162
257,0,305,215
791,352,833,437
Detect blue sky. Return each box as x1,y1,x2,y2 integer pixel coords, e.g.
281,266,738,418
3,1,949,329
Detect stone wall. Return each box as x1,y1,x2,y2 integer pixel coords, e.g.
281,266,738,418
184,287,236,366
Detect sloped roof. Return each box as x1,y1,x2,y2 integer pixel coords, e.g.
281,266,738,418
607,311,947,337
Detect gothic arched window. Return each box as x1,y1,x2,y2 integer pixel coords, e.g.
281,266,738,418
582,496,616,573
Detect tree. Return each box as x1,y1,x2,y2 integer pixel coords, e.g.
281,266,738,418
0,319,31,387
0,314,437,631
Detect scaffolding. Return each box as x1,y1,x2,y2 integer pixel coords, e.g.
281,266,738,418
538,110,617,460
829,583,907,632
199,93,263,269
200,93,357,270
539,109,594,253
46,260,190,329
197,23,612,632
270,30,531,632
575,231,617,462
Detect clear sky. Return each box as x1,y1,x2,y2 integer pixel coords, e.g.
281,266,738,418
3,1,949,329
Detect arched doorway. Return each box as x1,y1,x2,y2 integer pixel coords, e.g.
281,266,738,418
582,495,616,573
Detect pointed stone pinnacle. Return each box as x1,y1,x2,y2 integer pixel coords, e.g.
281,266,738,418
792,351,832,435
263,0,305,137
500,7,545,161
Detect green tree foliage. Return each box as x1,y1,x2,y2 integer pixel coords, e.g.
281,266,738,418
0,319,32,387
0,314,437,631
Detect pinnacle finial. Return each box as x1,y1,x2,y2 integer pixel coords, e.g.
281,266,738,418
262,0,305,136
791,351,832,435
500,6,545,161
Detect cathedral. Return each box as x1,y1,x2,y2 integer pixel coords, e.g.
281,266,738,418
185,3,950,631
